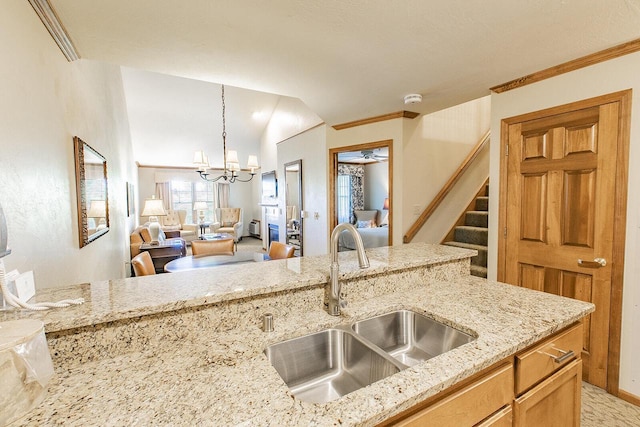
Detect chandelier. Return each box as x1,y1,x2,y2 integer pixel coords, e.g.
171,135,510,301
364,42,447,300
194,85,259,183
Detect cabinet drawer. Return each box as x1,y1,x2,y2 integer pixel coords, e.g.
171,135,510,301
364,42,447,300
394,363,514,427
513,359,582,427
476,405,512,427
515,323,582,395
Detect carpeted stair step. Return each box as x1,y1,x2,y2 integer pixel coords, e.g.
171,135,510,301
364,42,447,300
475,196,489,211
454,226,488,246
443,241,487,267
470,265,487,278
465,211,488,228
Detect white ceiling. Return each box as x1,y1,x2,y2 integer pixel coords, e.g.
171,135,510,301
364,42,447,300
48,0,640,167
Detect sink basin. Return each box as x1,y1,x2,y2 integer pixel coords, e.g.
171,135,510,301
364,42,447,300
352,310,474,367
265,328,400,403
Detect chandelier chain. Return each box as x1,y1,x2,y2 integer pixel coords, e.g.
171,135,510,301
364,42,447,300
222,84,227,171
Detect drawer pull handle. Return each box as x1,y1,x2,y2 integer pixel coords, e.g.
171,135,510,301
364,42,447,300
541,348,574,364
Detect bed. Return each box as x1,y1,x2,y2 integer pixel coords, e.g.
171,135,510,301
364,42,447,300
338,226,389,250
338,209,389,251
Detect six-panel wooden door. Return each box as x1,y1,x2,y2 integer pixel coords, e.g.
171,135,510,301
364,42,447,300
503,102,621,388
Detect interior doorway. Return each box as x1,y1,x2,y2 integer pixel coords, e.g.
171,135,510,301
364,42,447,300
497,90,631,395
329,139,393,246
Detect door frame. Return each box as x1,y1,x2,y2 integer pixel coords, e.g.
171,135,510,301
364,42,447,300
329,139,393,245
497,90,631,395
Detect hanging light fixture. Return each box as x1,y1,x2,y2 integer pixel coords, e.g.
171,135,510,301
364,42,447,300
194,85,260,183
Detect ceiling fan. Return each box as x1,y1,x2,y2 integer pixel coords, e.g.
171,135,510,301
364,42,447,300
339,149,389,163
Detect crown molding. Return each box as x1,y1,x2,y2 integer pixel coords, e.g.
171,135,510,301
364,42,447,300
491,37,640,93
332,110,419,130
28,0,79,62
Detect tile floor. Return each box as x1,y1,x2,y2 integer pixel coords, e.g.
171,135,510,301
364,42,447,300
582,383,640,426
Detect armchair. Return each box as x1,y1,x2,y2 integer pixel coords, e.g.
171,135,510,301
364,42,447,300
159,210,199,244
213,208,243,242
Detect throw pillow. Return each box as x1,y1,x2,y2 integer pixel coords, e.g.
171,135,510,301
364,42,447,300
222,221,234,227
357,220,374,229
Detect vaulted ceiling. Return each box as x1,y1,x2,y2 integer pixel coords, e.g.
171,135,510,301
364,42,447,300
47,0,640,166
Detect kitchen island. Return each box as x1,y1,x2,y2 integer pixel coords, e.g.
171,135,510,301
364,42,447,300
0,243,593,426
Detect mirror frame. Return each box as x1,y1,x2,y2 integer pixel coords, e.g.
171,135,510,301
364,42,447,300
284,159,303,256
74,136,109,248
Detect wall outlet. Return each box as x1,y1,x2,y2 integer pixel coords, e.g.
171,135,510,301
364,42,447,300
413,205,421,216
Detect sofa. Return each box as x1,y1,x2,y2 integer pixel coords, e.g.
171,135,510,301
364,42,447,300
159,210,199,244
212,207,243,242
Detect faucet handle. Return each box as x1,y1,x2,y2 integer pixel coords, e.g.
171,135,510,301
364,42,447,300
339,299,348,309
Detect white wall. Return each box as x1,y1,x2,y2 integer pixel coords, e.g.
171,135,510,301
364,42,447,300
404,96,491,243
489,51,640,396
277,126,328,256
0,1,136,289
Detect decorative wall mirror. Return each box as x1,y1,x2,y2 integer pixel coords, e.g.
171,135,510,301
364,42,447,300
284,160,303,256
74,136,109,248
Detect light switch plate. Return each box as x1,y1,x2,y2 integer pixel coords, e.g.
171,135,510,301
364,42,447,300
14,271,35,302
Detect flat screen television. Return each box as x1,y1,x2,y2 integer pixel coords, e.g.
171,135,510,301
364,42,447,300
262,170,277,201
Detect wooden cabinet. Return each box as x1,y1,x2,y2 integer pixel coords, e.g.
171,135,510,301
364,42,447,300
513,359,582,426
390,363,514,427
515,323,582,394
381,323,583,427
477,405,512,426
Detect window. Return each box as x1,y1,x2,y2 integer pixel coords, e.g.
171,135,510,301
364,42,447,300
170,181,216,223
337,175,352,224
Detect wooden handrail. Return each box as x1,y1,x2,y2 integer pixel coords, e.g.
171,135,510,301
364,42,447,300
403,130,491,243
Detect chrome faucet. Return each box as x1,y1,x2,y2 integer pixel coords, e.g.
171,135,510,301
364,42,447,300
327,223,370,316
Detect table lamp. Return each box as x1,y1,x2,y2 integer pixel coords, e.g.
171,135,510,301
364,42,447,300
141,196,167,245
193,201,208,224
87,200,107,231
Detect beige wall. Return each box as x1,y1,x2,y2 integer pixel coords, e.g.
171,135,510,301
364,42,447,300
489,51,640,396
327,120,405,246
404,97,490,243
0,2,136,289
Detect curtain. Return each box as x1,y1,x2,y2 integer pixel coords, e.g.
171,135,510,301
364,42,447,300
155,182,172,211
337,164,364,222
218,182,230,209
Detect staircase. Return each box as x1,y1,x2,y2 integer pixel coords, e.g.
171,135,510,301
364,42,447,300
444,183,489,278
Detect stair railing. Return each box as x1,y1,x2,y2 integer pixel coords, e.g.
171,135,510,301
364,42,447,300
403,130,491,243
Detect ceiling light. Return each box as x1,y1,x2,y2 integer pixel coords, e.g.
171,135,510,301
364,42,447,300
194,85,259,183
403,94,422,104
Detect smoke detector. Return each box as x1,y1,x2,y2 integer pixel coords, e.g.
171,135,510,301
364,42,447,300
403,94,423,104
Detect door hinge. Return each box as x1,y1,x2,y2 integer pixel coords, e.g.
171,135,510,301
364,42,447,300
505,144,509,156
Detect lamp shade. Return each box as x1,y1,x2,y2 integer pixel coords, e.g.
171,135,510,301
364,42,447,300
193,150,209,171
226,150,239,164
247,155,259,172
87,200,107,218
193,201,208,211
382,198,390,210
141,198,166,217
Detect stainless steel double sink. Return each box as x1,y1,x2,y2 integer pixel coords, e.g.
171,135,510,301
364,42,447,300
264,310,476,403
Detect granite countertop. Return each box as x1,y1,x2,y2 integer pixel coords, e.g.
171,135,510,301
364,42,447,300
4,243,594,425
19,279,592,426
0,243,474,332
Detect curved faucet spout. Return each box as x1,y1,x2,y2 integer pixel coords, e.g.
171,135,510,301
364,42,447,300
327,223,370,316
